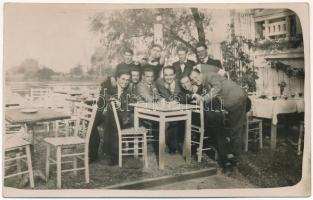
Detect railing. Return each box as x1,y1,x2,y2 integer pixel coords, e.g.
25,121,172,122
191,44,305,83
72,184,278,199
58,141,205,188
263,20,288,38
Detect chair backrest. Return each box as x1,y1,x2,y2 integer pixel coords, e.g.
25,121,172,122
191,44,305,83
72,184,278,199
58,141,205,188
110,101,122,137
72,103,97,149
30,88,50,102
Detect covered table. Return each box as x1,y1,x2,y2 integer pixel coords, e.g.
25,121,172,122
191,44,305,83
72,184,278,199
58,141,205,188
130,102,197,169
250,96,305,149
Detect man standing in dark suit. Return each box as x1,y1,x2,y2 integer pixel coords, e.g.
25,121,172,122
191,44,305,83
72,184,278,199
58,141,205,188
189,69,247,170
147,44,166,79
172,46,196,80
115,49,140,76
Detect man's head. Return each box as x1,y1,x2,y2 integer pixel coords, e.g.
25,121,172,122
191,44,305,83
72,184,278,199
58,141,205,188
189,69,202,86
149,44,162,59
116,68,131,89
180,75,193,92
130,65,141,84
142,67,155,85
196,43,208,61
162,66,176,85
176,46,188,63
123,49,134,64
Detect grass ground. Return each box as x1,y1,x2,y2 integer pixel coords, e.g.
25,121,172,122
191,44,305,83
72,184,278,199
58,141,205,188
4,119,303,189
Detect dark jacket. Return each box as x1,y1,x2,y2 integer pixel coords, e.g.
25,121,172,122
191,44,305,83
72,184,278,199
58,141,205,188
202,72,247,111
172,59,196,79
202,57,222,68
156,78,183,102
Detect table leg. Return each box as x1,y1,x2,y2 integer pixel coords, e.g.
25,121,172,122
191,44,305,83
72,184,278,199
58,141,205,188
271,123,277,149
185,111,191,163
159,118,165,170
134,108,139,128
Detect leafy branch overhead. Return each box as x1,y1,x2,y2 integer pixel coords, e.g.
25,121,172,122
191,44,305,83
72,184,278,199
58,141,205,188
89,8,213,63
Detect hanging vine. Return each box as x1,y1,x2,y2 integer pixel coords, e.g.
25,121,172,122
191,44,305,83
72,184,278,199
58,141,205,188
220,35,258,92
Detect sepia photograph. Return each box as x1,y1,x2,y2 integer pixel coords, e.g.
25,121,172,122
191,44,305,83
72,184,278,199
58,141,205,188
2,2,310,197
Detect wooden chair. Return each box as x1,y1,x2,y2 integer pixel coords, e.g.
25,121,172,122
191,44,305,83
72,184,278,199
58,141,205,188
297,121,304,155
4,132,34,188
191,101,218,162
244,111,263,152
111,101,148,168
44,103,97,188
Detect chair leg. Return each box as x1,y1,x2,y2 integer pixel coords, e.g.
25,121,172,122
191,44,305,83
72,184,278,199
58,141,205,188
298,123,304,155
56,146,62,189
16,150,22,179
134,137,139,158
198,130,204,162
119,139,122,168
259,121,263,149
143,135,148,168
25,145,34,188
45,144,51,181
244,118,249,152
84,152,90,183
73,157,78,176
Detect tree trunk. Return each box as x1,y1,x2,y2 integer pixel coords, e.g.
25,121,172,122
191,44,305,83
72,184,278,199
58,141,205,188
191,8,206,44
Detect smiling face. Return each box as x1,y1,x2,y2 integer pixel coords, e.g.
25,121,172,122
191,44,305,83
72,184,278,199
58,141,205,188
196,46,207,60
143,71,154,85
163,68,175,85
131,71,140,84
180,76,193,91
189,71,202,86
116,74,131,89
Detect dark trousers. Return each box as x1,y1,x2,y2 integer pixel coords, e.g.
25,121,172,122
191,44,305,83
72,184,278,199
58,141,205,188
105,110,134,164
165,121,185,152
89,111,105,161
227,99,247,157
204,111,228,157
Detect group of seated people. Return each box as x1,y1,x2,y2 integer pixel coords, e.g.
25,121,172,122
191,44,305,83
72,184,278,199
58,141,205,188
88,43,248,172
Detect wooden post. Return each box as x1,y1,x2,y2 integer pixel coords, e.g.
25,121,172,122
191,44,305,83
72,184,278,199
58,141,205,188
154,16,163,46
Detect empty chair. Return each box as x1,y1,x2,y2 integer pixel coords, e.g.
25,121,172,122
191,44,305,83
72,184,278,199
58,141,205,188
111,101,148,168
4,131,34,188
244,110,263,152
191,101,218,162
44,103,97,188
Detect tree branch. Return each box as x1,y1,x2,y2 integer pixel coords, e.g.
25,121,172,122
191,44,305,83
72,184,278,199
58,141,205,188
190,8,206,44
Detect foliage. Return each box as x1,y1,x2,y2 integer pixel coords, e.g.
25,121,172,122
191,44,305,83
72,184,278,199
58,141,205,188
270,60,305,78
254,35,303,51
36,66,55,80
70,64,84,76
9,58,56,80
89,8,213,63
220,35,258,92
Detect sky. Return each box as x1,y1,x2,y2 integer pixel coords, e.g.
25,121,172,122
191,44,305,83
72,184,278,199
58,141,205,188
4,4,230,73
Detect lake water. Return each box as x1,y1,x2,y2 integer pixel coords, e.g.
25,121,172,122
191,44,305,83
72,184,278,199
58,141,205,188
5,81,102,112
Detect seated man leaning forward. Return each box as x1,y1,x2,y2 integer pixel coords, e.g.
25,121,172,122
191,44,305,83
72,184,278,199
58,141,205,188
134,65,161,103
104,68,133,166
189,69,248,170
156,66,185,154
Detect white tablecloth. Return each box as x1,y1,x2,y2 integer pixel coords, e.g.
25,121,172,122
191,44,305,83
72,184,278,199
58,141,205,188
250,96,304,125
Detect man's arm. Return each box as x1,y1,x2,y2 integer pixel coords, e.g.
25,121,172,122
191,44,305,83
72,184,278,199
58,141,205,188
204,73,223,101
135,83,154,103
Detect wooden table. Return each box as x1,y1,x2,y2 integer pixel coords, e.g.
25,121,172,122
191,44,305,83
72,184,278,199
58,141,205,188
130,102,197,169
5,108,71,143
250,96,305,149
5,108,71,182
